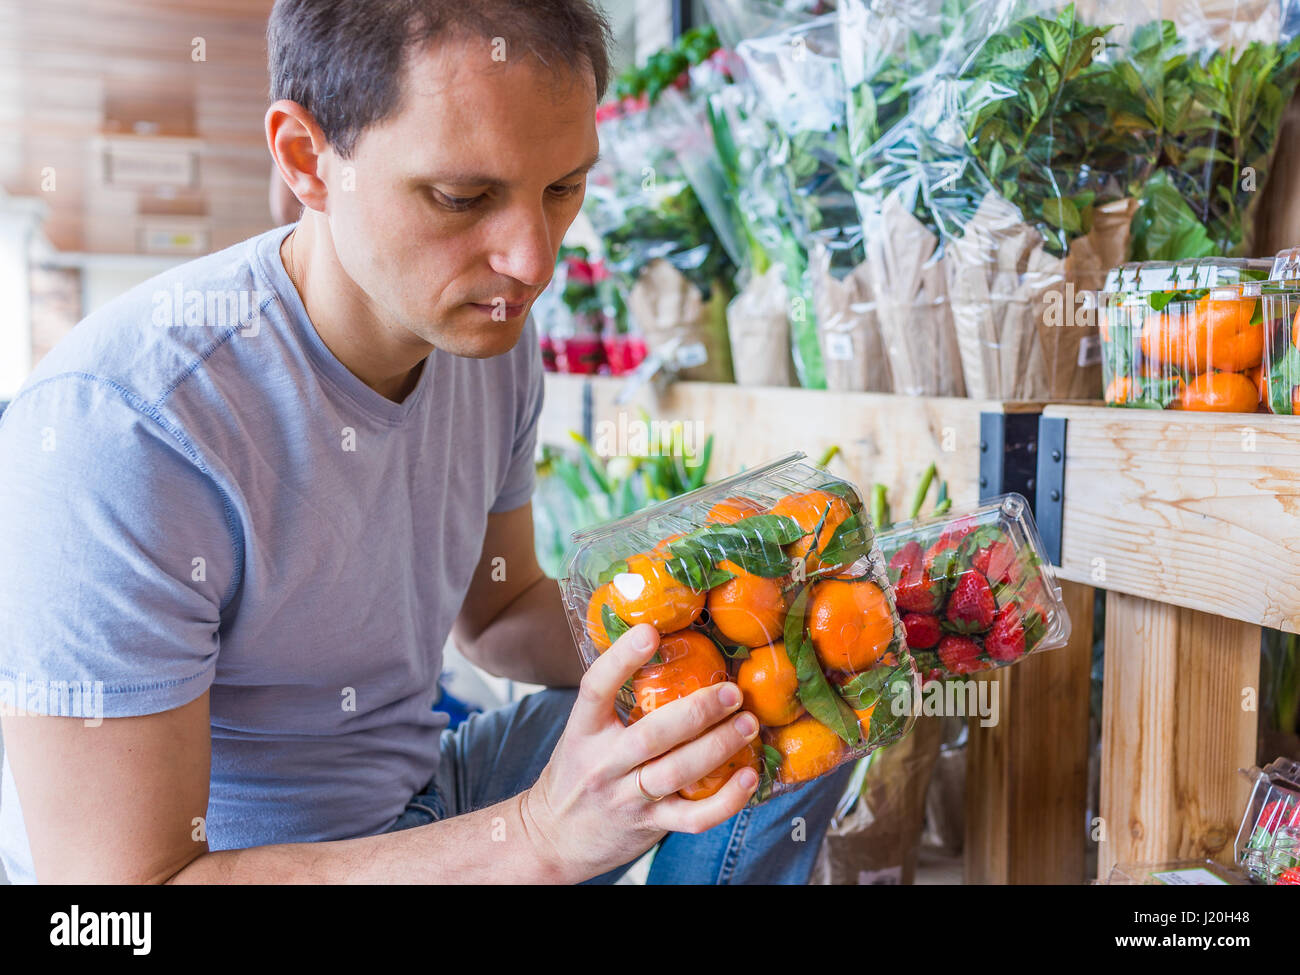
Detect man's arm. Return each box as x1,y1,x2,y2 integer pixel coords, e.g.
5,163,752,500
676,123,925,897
5,628,761,884
451,501,584,687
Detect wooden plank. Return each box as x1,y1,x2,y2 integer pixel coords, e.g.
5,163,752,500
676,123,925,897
965,579,1095,884
539,374,588,452
1046,404,1300,633
1097,590,1260,879
582,376,1044,506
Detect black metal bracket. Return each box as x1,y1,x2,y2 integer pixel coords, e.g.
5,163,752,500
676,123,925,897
978,411,1041,513
671,0,694,37
1035,416,1068,567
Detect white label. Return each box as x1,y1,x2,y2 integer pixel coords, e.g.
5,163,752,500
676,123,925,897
1151,867,1230,886
1078,333,1102,367
676,342,708,368
825,332,854,361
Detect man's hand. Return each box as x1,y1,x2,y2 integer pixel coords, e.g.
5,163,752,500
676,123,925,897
521,624,761,882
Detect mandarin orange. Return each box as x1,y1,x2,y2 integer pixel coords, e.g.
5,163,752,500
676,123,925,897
736,641,804,727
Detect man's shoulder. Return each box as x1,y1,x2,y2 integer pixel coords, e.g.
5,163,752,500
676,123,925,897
21,227,291,410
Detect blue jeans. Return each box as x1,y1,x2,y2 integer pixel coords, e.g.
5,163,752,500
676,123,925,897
382,688,854,884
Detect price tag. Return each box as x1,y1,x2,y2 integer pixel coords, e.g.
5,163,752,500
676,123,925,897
1151,868,1229,885
676,342,708,368
825,332,854,361
1077,334,1102,367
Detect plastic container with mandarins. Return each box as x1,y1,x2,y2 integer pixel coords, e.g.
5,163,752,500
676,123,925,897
559,452,920,806
1097,255,1294,413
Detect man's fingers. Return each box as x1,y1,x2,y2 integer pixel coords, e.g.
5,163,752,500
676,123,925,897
617,682,746,769
570,623,659,734
631,706,759,799
646,767,761,835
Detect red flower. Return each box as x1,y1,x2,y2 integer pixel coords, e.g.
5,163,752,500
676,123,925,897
565,256,596,286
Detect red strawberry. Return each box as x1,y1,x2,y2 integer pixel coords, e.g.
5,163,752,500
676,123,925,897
888,540,923,575
890,540,940,612
923,537,958,572
946,571,996,633
1276,866,1300,885
1258,798,1300,833
902,612,941,649
937,635,984,675
972,538,1017,585
895,572,940,613
985,604,1026,662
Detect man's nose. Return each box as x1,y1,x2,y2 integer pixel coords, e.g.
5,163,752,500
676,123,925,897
489,203,558,287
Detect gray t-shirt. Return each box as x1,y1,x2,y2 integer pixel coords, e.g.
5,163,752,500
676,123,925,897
0,224,544,883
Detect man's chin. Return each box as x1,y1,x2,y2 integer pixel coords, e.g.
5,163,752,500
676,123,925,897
422,311,528,358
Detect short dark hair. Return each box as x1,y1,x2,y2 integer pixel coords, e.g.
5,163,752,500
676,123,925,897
268,0,612,158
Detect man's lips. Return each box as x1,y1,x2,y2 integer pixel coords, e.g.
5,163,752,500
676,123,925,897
468,298,532,317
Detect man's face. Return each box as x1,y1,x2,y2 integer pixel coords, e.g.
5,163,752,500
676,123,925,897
321,34,599,359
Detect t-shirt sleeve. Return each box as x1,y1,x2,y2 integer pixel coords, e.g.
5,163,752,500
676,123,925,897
0,376,237,719
489,318,546,514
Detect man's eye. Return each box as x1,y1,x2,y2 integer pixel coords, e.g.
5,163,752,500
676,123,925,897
429,188,483,212
549,182,584,199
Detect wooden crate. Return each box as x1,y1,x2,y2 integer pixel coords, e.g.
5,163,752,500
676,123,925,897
1042,404,1294,877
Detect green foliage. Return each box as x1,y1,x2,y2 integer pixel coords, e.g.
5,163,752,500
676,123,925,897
532,423,716,578
1095,21,1300,259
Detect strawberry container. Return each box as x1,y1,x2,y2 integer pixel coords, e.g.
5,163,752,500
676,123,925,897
1098,257,1274,413
558,451,918,806
875,494,1071,680
1235,756,1300,883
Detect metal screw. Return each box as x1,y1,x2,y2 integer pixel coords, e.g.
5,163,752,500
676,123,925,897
979,476,988,488
980,441,988,453
1052,449,1062,462
1050,489,1061,502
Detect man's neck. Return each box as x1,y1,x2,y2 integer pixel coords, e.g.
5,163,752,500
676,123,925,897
279,215,431,403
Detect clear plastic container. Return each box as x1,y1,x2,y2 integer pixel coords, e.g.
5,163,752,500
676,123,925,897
1259,248,1300,415
1099,257,1275,413
559,451,918,806
874,494,1072,681
1106,859,1255,885
1236,756,1300,883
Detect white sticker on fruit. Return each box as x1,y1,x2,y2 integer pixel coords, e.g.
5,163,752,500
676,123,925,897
825,332,854,361
1151,867,1229,885
612,572,645,601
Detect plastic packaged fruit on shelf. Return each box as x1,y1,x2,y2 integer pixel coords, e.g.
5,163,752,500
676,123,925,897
1235,756,1300,883
1098,256,1280,413
874,494,1072,682
1260,247,1300,415
558,451,918,807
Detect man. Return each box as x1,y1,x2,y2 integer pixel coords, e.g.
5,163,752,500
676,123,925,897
0,0,851,884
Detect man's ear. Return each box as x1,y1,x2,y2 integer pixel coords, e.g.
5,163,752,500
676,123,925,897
266,100,330,214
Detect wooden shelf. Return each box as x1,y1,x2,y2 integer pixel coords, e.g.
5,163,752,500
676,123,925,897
1046,404,1300,633
544,374,1047,508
